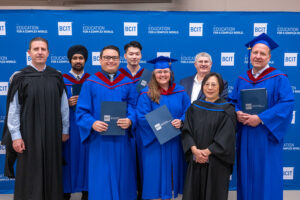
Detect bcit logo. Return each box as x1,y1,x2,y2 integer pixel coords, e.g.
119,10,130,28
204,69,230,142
0,143,6,155
58,22,72,36
189,23,203,36
92,52,100,66
157,52,171,58
124,22,138,36
0,21,6,36
284,53,298,67
254,23,268,36
221,53,235,66
283,167,294,180
0,82,8,96
26,52,32,66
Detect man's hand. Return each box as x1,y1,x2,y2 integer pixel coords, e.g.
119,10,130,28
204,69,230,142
12,139,25,153
92,121,108,132
68,96,79,107
62,134,69,142
244,114,262,127
236,111,250,123
171,119,182,129
117,118,132,129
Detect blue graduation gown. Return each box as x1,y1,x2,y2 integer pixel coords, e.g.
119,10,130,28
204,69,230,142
136,83,191,199
62,72,90,193
229,67,294,200
76,71,137,200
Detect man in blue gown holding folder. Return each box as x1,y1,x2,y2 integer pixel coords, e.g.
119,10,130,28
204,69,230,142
230,33,294,200
63,45,90,200
76,45,137,200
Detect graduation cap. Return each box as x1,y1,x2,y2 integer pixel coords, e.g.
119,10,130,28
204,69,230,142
147,56,177,69
245,33,279,69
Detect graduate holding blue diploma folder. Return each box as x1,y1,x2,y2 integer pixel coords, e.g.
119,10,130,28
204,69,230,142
76,45,137,200
136,56,190,200
230,33,294,200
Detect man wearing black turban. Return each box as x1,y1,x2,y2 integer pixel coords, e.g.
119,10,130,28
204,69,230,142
63,45,90,200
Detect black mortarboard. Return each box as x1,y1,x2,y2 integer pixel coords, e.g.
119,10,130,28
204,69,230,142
67,45,88,63
147,56,177,69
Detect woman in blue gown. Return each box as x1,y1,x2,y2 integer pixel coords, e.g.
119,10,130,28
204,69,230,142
136,56,190,200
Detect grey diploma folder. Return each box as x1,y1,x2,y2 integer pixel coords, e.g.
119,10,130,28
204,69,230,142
240,88,268,114
100,101,127,135
136,68,152,92
145,105,181,145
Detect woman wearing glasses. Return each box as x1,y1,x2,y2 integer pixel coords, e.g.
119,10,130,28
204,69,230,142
136,56,190,200
181,72,236,200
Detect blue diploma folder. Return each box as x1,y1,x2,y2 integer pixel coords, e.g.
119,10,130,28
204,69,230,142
100,101,127,135
145,105,181,145
136,68,152,92
240,88,268,114
71,84,82,96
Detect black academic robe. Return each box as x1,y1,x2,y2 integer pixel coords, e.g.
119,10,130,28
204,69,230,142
1,66,65,200
181,98,236,200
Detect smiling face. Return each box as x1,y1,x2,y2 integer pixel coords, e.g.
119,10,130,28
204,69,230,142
100,49,120,74
194,56,212,76
154,68,171,89
250,43,271,73
124,47,142,67
203,75,220,102
27,40,49,67
71,53,85,72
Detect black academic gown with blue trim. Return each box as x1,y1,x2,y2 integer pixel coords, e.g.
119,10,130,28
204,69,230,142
181,98,236,200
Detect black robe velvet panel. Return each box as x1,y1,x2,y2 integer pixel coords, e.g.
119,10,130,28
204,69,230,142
181,98,237,200
2,66,65,200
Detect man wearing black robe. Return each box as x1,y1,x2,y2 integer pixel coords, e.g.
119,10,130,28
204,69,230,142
1,37,69,200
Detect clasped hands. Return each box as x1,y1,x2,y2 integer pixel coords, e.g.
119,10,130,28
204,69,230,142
191,146,211,164
92,118,132,132
236,111,262,127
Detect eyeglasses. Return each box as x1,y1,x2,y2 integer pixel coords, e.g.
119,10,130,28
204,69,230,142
102,56,120,61
155,70,171,74
204,83,218,88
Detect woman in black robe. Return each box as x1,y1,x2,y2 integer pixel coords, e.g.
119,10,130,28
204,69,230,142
181,72,237,200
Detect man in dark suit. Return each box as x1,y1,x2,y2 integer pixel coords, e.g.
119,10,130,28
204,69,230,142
180,52,228,103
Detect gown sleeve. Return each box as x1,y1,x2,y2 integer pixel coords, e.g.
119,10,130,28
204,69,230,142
136,92,156,147
76,81,97,143
181,106,197,160
258,75,294,143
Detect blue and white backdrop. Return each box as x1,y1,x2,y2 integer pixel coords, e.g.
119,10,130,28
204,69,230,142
0,10,299,193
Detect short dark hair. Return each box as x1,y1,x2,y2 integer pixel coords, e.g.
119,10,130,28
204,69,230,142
29,37,49,50
124,41,142,53
100,45,120,57
201,72,224,95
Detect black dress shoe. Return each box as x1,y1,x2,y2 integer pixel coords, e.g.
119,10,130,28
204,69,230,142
64,193,71,200
81,191,88,200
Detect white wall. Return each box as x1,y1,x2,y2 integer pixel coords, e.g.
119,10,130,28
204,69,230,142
0,0,300,11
